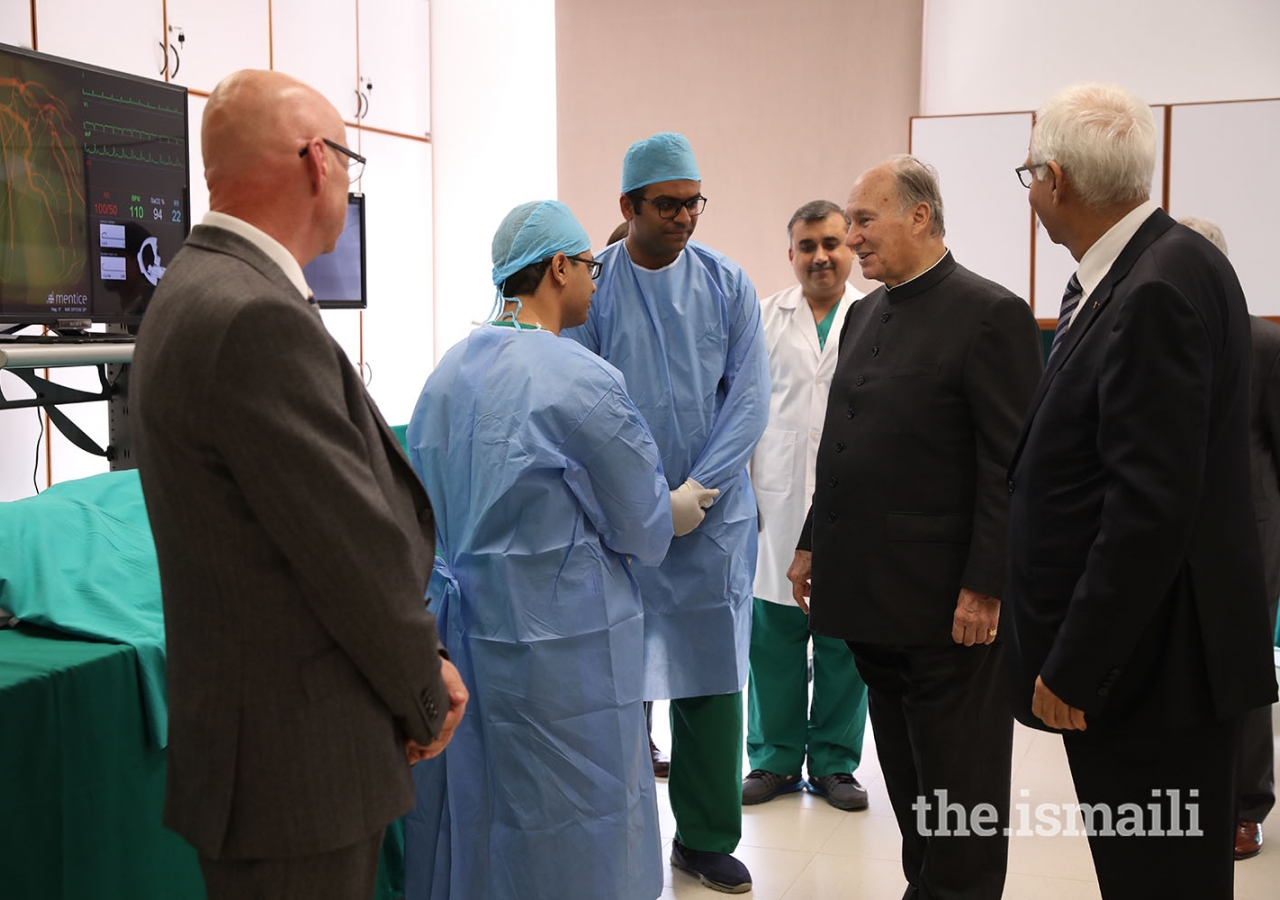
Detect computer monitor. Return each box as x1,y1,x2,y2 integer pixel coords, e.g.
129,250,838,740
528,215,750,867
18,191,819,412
304,193,367,310
0,42,190,328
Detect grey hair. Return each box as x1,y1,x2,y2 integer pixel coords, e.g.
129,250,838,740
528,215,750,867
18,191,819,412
787,200,849,240
1030,83,1156,210
1177,216,1229,257
885,154,945,238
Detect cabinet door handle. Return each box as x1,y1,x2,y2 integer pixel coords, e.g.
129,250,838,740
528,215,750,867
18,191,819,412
359,77,372,119
354,90,365,120
170,45,181,79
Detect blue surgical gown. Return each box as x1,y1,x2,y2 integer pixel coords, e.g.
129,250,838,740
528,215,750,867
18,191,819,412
563,240,770,699
403,325,671,900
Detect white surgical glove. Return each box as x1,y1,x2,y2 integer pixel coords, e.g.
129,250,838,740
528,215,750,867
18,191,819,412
670,477,720,537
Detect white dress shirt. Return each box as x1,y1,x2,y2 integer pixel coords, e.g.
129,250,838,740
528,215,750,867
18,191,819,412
1066,199,1159,328
202,211,312,300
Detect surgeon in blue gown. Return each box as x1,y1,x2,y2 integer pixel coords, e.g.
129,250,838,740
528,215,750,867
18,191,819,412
563,133,770,895
403,200,673,900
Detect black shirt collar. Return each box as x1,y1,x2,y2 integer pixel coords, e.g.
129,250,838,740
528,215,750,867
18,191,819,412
882,250,955,302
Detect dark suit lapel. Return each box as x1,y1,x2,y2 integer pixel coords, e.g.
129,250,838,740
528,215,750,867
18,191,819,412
185,225,309,308
1009,209,1178,472
360,387,432,516
191,224,425,503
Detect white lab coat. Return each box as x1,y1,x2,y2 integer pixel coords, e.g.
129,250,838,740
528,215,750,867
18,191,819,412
750,282,862,605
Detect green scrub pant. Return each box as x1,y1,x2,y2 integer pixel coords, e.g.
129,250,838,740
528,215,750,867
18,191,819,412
668,691,744,854
746,596,868,777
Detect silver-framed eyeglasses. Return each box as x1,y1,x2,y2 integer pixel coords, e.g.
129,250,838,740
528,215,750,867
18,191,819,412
1015,163,1048,189
299,138,366,184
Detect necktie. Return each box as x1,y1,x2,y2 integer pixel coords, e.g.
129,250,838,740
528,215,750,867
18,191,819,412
1048,273,1083,361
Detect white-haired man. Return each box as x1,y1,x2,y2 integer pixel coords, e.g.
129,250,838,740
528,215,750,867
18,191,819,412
1006,85,1278,898
789,157,1043,899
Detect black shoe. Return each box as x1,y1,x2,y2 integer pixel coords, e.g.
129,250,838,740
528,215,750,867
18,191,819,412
806,772,869,811
670,839,752,894
741,769,803,804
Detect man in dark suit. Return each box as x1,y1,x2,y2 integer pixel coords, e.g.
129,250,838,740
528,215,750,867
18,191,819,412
1176,216,1280,861
132,70,468,900
1239,312,1280,859
788,155,1043,900
1006,84,1278,899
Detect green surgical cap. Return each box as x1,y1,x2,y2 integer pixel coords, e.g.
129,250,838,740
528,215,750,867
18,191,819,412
491,200,591,289
620,132,701,193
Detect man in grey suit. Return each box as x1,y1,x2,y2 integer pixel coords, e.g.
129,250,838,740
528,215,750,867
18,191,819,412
788,156,1043,900
1178,216,1280,861
132,70,468,900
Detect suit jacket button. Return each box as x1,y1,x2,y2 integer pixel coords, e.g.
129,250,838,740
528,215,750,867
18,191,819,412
834,442,845,452
828,511,838,522
871,346,879,357
828,476,838,487
1097,687,1109,697
855,375,865,386
846,407,855,418
881,313,891,323
1006,477,1015,493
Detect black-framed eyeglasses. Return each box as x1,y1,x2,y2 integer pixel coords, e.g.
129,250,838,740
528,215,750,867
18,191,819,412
299,138,366,184
567,255,603,279
639,194,707,219
1015,163,1048,188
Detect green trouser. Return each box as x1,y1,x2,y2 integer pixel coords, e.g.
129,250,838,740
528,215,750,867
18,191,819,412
746,596,868,777
668,690,744,854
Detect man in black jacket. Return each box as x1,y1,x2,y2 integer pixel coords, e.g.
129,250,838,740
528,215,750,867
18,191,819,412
1178,215,1280,863
788,155,1043,900
1005,84,1277,899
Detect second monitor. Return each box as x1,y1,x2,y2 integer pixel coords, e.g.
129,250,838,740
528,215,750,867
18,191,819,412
304,192,367,309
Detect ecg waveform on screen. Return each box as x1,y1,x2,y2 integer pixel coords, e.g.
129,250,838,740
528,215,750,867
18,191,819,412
81,87,184,117
84,120,184,146
85,143,186,168
0,76,87,289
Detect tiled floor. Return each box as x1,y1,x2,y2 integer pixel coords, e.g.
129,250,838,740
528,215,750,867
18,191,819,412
648,699,1280,899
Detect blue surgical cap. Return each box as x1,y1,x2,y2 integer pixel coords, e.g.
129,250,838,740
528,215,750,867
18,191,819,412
491,200,591,290
620,132,701,193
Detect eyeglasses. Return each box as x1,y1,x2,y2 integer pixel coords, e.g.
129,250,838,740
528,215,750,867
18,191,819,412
299,138,366,184
567,255,603,279
1015,163,1048,189
638,194,707,220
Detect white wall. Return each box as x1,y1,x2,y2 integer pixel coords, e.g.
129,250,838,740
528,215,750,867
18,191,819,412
429,0,558,364
556,0,923,302
0,4,31,46
921,0,1280,115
